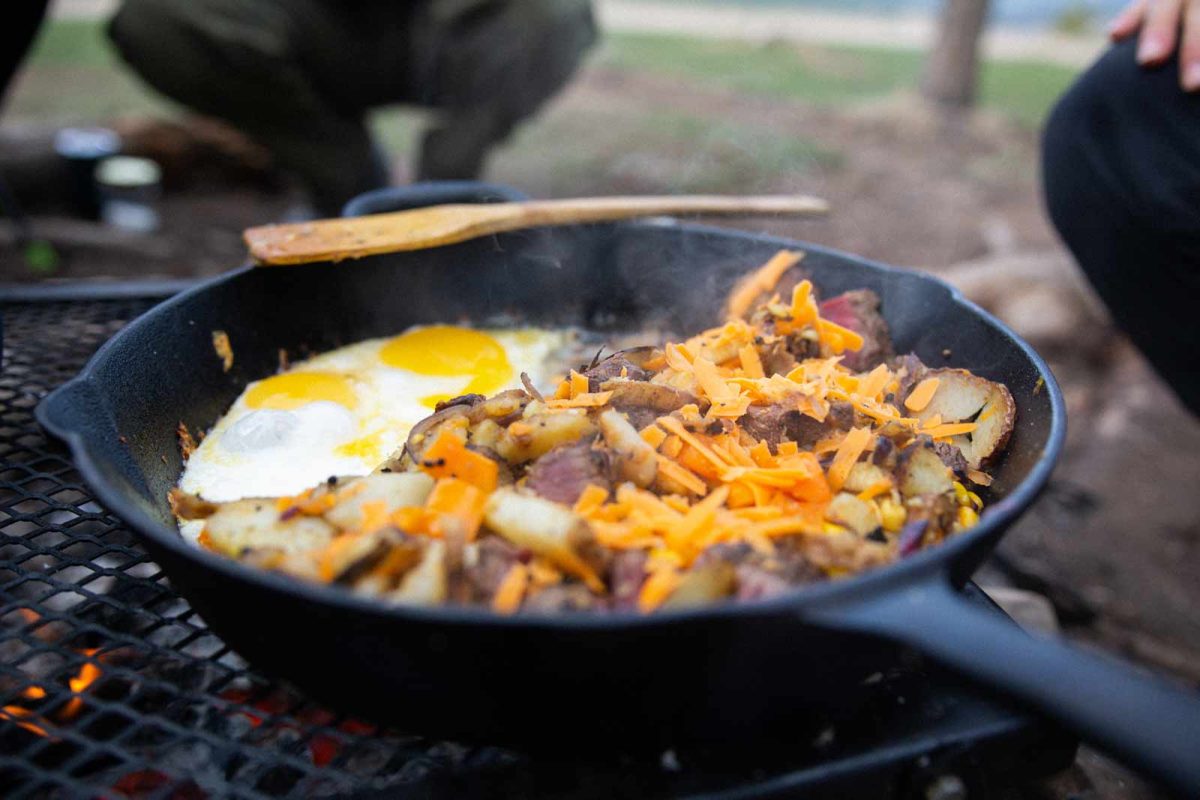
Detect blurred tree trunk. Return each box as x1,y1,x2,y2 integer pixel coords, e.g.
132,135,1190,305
921,0,991,109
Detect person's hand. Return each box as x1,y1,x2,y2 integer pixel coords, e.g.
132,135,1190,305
1109,0,1200,90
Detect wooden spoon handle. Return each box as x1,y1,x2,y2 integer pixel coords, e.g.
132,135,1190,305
245,194,829,266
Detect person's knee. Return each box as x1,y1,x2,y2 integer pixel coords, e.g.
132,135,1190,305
1044,37,1200,230
109,0,303,119
1042,40,1147,243
1043,43,1128,184
523,0,598,81
108,0,190,72
471,0,597,119
524,0,598,46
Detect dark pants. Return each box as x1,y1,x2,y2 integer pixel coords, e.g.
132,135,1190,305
1043,39,1200,415
1,0,49,108
108,0,596,214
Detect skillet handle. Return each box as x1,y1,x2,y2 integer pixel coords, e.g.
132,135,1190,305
808,577,1200,798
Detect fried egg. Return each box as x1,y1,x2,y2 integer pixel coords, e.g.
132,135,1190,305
177,325,573,540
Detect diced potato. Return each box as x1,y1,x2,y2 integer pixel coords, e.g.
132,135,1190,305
914,370,991,421
495,411,597,463
483,489,601,589
321,528,405,584
470,418,505,452
324,472,434,531
898,445,954,498
649,370,699,394
521,399,547,418
473,390,528,422
661,562,736,609
203,500,334,557
800,530,892,573
598,408,657,487
841,462,889,494
351,540,425,596
914,369,1016,468
826,492,882,536
390,540,447,605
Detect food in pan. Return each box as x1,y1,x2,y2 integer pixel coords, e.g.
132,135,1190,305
172,250,1015,613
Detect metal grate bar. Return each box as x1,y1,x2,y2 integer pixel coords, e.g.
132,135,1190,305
0,296,499,799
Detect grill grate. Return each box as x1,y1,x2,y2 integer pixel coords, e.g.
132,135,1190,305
0,291,1076,800
0,296,511,799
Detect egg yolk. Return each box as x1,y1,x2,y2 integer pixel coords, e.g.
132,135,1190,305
244,371,357,410
380,326,512,405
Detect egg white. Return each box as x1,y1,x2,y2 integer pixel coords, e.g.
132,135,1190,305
177,327,573,540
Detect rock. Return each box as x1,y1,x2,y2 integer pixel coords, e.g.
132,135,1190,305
983,586,1060,634
993,284,1082,345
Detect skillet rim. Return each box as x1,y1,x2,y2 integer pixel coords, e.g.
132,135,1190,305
36,222,1066,630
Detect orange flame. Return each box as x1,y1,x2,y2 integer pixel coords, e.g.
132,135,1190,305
0,647,106,738
0,705,50,738
61,649,102,720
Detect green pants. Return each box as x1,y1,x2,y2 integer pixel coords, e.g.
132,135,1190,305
109,0,596,213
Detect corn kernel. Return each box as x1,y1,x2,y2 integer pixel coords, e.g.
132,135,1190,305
956,506,980,530
967,490,983,510
822,522,847,535
878,498,907,532
952,481,970,506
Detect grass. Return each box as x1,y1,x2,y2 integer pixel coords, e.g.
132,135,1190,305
15,20,1078,129
487,107,844,195
24,16,116,66
598,34,1080,126
7,19,175,123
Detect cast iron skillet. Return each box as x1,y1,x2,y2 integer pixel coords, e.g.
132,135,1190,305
39,182,1200,797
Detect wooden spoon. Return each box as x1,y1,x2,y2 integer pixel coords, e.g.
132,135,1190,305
244,194,828,266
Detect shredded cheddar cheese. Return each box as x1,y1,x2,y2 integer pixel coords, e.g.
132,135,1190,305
492,564,529,614
637,566,682,612
827,427,873,492
725,250,804,321
569,370,590,398
904,377,941,411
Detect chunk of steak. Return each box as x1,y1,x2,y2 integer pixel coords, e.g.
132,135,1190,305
523,583,598,612
698,542,825,600
609,549,648,611
818,289,893,371
525,440,613,505
461,536,521,603
871,435,898,469
757,337,797,377
826,401,857,431
733,565,793,601
892,353,928,402
602,380,702,431
932,440,970,479
584,351,651,391
738,403,828,449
